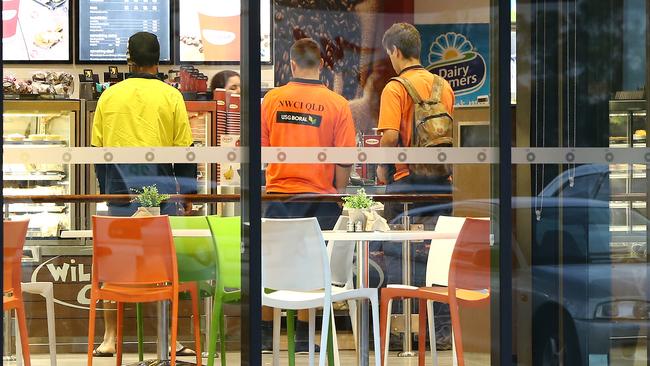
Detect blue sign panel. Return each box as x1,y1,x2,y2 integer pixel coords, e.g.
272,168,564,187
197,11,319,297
416,24,490,106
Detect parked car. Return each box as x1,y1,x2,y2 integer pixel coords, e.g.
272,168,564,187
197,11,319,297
389,164,648,365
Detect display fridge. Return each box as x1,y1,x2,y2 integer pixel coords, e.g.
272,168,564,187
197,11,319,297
608,95,647,261
2,100,82,241
80,99,218,225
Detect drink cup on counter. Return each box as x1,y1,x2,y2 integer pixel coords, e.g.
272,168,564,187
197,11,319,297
2,0,20,39
190,70,200,92
180,66,195,91
198,0,240,61
197,75,208,93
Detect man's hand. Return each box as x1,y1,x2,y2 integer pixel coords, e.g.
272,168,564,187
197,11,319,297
378,129,399,184
377,164,390,185
181,202,193,215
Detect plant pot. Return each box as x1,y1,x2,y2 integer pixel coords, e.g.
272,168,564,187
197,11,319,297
347,208,368,230
135,206,160,216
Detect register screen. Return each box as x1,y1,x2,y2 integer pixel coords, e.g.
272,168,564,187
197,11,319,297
78,0,171,62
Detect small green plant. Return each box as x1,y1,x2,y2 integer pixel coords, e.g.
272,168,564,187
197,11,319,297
131,185,170,207
342,188,375,209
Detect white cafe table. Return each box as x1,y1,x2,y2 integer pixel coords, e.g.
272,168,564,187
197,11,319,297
321,230,458,366
62,229,456,366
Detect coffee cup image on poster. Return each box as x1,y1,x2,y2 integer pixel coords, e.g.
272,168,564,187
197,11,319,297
178,0,271,63
77,0,171,62
416,24,490,106
2,0,70,61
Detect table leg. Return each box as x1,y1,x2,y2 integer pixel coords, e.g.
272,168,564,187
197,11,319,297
157,301,169,360
4,310,16,362
356,240,370,366
398,203,416,358
203,296,213,358
127,300,196,366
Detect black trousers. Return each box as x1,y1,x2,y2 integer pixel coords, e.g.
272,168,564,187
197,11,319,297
382,173,452,314
263,198,342,231
383,173,452,228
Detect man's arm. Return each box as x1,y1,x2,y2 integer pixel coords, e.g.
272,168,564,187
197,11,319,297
333,102,357,193
376,83,403,184
90,101,106,193
334,165,352,193
261,98,271,147
376,130,399,184
380,129,400,148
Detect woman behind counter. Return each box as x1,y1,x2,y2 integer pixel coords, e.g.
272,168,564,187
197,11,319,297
210,70,240,94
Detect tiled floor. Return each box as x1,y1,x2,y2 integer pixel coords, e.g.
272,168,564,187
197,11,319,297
4,351,461,365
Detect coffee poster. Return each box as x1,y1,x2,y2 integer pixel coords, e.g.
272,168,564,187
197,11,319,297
178,0,271,63
273,0,414,134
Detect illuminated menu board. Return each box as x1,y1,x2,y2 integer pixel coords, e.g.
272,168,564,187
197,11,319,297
78,0,171,62
2,0,71,62
178,0,271,64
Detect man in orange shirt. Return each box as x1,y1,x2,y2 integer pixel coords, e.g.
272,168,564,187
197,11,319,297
377,22,455,222
261,37,356,352
376,22,456,350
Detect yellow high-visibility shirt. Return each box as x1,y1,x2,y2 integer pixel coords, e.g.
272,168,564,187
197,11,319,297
91,77,192,147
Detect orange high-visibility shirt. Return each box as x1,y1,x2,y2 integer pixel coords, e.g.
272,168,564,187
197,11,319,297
262,78,356,194
377,66,455,181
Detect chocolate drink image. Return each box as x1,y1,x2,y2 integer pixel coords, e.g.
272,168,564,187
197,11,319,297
273,0,412,133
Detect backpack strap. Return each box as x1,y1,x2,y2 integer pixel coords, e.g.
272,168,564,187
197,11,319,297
429,74,444,104
389,77,423,105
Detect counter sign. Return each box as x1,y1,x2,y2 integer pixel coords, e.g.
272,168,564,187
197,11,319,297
417,24,490,106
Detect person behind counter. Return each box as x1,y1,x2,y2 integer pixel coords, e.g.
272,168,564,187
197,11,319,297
261,37,357,353
210,69,240,94
90,31,198,358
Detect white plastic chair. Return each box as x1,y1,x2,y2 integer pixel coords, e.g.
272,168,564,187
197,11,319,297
326,215,357,366
385,216,465,366
15,282,57,366
262,217,381,366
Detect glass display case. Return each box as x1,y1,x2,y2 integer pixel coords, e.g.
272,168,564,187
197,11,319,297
608,98,647,260
186,101,217,215
2,100,81,238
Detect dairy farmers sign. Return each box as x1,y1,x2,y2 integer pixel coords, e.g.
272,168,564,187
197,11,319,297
416,24,490,106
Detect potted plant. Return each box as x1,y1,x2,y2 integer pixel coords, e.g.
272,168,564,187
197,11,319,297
342,188,375,229
131,185,170,216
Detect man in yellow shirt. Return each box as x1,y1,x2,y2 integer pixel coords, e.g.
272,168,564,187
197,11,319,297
90,32,197,357
92,31,196,217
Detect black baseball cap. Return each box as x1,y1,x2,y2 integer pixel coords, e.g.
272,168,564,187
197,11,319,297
127,32,160,67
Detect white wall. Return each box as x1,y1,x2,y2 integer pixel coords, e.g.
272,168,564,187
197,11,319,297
414,0,490,24
3,64,275,99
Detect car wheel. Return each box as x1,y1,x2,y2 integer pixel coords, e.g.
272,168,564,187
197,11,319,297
534,309,582,366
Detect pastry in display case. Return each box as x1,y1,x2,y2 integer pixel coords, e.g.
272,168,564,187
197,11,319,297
3,100,81,238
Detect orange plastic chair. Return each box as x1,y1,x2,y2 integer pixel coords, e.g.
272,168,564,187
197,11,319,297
4,219,31,366
88,215,201,366
379,218,490,366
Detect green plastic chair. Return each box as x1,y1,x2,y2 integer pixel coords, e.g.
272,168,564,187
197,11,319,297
205,215,241,366
135,216,218,361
